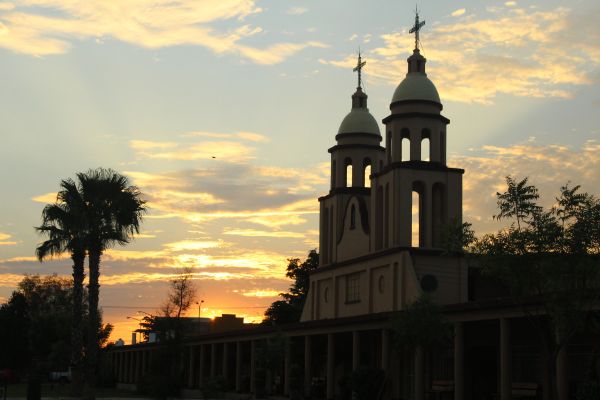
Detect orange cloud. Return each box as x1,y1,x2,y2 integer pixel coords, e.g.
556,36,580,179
453,140,600,234
31,192,58,203
223,228,305,238
0,0,326,63
130,140,257,162
322,6,600,103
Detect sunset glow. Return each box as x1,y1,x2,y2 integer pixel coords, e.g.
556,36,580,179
1,0,599,344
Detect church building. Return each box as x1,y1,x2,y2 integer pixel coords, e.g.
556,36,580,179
106,13,592,400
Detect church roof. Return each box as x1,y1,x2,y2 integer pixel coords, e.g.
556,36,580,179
391,46,441,105
337,105,381,136
392,72,440,104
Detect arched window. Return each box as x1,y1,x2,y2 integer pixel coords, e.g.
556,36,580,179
363,158,372,188
412,191,420,247
401,128,410,162
432,183,447,247
331,160,336,189
344,157,352,187
421,138,430,161
346,164,353,187
421,129,431,161
402,138,410,162
350,204,356,230
412,181,425,247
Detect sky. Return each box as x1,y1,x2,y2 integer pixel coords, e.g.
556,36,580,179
1,0,600,343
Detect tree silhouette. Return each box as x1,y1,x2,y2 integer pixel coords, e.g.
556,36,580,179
35,178,87,397
473,177,600,400
75,168,146,400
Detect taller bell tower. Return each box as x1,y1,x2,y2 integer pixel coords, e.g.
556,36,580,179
372,12,463,250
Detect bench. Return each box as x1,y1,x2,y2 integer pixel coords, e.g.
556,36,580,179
512,382,539,398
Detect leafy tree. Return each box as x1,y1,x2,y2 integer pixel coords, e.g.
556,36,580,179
472,177,600,400
263,249,319,324
494,175,542,230
0,275,113,400
441,217,475,254
35,178,87,396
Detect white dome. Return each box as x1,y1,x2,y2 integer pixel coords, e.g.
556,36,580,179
338,108,380,135
392,73,441,104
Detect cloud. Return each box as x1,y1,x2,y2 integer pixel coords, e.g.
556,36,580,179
322,6,600,103
451,8,466,17
184,131,269,142
286,7,307,15
240,289,281,298
31,192,57,203
223,228,305,238
0,0,325,63
452,140,600,234
0,232,18,246
164,239,224,252
130,139,257,162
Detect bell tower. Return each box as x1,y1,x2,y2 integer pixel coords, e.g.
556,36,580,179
371,11,463,250
319,54,385,265
303,12,468,323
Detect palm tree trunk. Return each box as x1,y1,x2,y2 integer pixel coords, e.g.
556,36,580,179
84,248,101,400
70,250,85,397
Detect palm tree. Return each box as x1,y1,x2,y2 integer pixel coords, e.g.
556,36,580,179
76,168,146,400
35,178,87,397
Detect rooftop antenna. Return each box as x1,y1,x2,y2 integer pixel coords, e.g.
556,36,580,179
409,5,425,50
353,49,366,89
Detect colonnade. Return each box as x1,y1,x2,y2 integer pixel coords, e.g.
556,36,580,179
108,317,571,400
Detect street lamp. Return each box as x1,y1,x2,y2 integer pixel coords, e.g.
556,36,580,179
195,300,204,318
127,316,143,344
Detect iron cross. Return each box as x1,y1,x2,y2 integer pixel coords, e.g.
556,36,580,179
409,8,426,50
353,51,366,88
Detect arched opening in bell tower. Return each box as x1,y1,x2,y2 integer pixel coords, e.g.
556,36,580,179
344,157,352,187
331,160,336,189
363,158,372,188
421,129,431,161
346,165,353,187
412,181,426,247
402,138,410,162
432,182,447,247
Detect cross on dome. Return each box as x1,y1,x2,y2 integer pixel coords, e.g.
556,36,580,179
409,7,426,50
352,51,366,89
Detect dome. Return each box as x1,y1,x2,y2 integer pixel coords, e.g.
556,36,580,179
338,107,381,135
391,73,441,104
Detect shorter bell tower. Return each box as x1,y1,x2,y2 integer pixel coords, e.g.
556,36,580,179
319,54,385,265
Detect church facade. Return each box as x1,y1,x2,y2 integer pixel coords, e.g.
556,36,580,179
105,17,594,400
302,45,466,324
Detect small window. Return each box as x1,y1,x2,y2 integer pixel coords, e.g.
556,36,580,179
324,287,329,303
346,272,361,303
350,204,356,230
378,275,385,294
346,164,353,187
